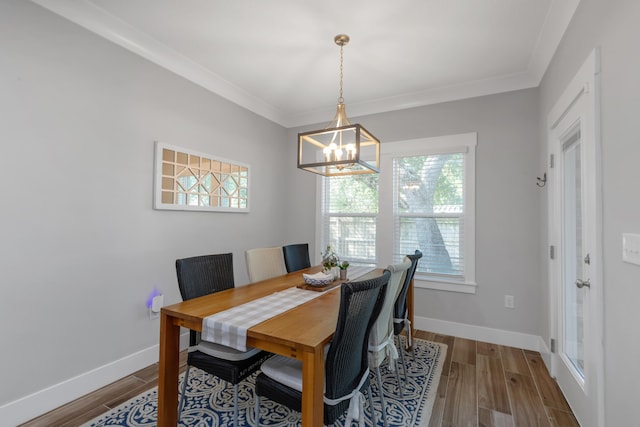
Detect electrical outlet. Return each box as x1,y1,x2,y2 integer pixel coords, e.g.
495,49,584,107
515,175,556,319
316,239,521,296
504,295,515,309
623,233,640,265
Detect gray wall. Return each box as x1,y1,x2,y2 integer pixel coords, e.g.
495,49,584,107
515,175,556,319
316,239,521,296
6,0,638,423
287,88,543,335
539,0,640,424
0,1,288,405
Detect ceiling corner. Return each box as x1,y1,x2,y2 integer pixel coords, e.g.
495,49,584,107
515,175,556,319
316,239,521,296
527,0,581,84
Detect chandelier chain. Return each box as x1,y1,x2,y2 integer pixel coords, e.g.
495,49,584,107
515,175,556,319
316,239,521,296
338,43,344,104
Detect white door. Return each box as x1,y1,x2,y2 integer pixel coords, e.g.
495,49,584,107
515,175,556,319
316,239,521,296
548,49,604,427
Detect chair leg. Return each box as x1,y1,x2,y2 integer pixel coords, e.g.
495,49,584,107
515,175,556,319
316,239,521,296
397,335,408,381
254,394,260,427
393,357,404,398
375,366,389,427
408,328,415,361
366,384,377,427
233,383,239,427
178,364,191,423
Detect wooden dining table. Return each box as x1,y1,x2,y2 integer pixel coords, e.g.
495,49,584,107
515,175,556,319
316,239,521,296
156,265,412,427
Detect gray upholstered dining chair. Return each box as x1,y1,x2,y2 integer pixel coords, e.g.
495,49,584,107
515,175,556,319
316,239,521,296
175,253,271,427
254,270,391,426
282,243,311,273
368,260,411,427
245,246,287,283
393,250,423,379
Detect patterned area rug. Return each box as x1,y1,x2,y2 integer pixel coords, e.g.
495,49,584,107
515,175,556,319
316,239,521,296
83,338,446,427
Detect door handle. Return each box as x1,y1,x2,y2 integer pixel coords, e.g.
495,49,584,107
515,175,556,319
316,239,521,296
576,278,591,289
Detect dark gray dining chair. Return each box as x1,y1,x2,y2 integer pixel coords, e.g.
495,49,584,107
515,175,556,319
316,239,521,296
254,270,391,426
175,253,271,427
393,250,423,379
282,243,311,273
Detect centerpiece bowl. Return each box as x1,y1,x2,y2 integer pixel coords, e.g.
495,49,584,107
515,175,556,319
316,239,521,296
302,272,334,287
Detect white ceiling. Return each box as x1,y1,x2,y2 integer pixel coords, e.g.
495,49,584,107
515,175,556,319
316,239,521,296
32,0,580,128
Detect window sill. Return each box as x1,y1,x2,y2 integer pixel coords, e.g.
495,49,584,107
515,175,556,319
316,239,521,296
414,275,477,294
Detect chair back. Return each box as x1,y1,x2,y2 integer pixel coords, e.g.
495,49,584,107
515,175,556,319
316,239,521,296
245,247,286,283
393,250,423,328
176,253,235,347
368,260,411,367
176,253,235,301
324,270,390,420
282,243,311,273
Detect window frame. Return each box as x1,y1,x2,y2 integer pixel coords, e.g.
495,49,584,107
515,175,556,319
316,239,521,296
380,133,477,294
316,132,476,294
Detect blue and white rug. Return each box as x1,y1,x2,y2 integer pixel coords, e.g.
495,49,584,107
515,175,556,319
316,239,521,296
83,338,446,427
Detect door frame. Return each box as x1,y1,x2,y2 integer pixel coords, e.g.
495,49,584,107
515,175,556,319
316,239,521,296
547,48,604,427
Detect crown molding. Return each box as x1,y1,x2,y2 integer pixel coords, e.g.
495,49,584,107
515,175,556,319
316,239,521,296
286,71,539,128
31,0,580,129
31,0,288,125
527,0,581,83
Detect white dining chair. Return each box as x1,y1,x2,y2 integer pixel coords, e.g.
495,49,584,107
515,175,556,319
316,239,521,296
245,246,287,283
368,260,411,427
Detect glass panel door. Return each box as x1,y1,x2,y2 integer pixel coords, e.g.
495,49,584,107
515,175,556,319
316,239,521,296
562,132,585,379
549,49,602,427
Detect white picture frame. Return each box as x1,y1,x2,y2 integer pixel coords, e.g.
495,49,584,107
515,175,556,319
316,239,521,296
153,141,250,213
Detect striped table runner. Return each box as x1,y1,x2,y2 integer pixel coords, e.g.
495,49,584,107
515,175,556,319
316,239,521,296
201,287,326,351
201,266,376,351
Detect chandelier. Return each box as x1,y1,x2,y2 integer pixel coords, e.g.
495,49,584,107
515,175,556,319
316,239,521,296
297,34,380,176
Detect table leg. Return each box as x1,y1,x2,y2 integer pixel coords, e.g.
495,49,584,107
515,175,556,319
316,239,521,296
157,311,180,427
301,346,324,427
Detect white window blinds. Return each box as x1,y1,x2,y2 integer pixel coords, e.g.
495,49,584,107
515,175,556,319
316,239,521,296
318,133,476,292
321,174,378,265
393,153,465,277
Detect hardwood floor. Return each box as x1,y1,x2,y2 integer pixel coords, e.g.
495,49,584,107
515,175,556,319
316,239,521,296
20,331,578,427
418,331,579,427
18,352,188,427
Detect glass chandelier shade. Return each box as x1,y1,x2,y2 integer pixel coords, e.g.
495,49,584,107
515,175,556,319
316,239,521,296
297,35,380,176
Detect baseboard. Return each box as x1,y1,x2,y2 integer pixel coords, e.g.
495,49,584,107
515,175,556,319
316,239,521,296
537,335,552,372
1,332,190,426
415,315,544,352
5,318,548,426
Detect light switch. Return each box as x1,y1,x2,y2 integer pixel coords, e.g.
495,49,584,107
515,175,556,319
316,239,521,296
622,233,640,266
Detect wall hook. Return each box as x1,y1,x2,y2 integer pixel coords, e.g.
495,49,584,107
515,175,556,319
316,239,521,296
536,172,547,187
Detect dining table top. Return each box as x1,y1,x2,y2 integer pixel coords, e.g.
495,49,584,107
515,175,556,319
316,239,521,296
162,265,381,354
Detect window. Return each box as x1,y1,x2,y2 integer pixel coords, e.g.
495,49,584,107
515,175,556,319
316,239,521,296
321,174,378,266
393,153,465,276
318,133,476,293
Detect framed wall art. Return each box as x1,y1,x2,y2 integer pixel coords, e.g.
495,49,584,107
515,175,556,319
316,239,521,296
154,142,250,213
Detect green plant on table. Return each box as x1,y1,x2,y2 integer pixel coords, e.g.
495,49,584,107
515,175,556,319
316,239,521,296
321,245,339,271
339,260,350,270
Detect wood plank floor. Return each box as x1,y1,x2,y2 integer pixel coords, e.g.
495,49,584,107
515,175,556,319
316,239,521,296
419,331,579,427
20,330,579,427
